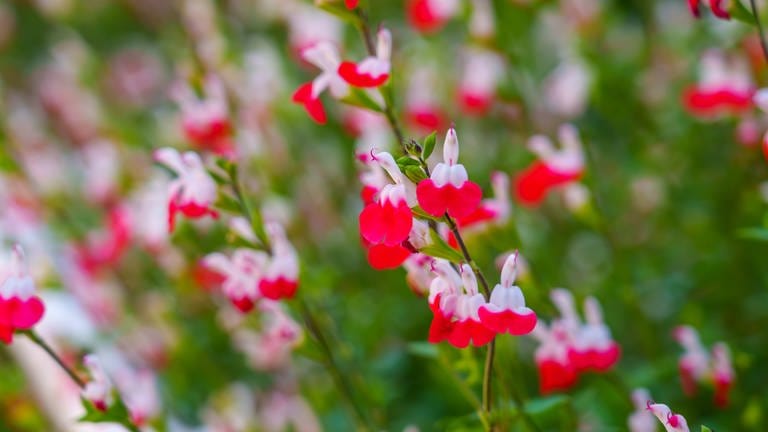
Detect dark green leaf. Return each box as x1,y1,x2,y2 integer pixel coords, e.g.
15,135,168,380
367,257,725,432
422,131,437,159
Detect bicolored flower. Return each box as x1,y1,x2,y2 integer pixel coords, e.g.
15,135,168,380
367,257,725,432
339,29,391,88
407,0,460,34
674,325,735,407
478,252,536,335
154,148,219,232
646,402,690,432
293,42,349,124
258,223,299,300
417,127,482,219
530,322,578,394
711,343,734,407
75,206,132,275
82,354,113,412
202,249,268,313
0,245,45,344
683,50,753,118
233,300,303,370
514,124,584,206
404,67,449,132
359,152,415,270
457,48,504,116
688,0,730,19
171,76,234,157
567,297,621,372
428,262,494,348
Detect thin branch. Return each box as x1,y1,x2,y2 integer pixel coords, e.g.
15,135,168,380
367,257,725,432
23,330,85,389
750,0,768,63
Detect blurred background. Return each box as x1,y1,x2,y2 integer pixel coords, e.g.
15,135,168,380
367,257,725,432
1,0,768,430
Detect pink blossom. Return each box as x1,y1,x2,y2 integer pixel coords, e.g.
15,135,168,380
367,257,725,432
646,402,690,432
154,147,219,232
628,388,657,432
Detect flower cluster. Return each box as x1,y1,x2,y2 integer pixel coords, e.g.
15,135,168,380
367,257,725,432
531,289,620,394
674,325,734,407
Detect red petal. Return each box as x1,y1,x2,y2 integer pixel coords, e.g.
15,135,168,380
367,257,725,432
590,343,621,371
359,203,387,243
259,277,299,300
468,320,496,347
445,182,482,219
713,374,732,408
709,0,730,19
338,62,389,88
0,324,12,344
537,359,578,394
292,82,327,124
10,296,45,329
367,244,410,270
231,297,255,313
688,0,700,17
345,0,359,9
407,0,445,33
683,87,753,117
428,307,454,344
459,91,493,116
416,179,448,217
514,162,580,206
405,107,446,131
478,308,537,336
446,320,472,348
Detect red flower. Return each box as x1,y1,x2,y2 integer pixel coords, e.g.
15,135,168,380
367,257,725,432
0,246,45,344
293,82,327,124
416,127,482,219
477,253,536,336
407,0,459,33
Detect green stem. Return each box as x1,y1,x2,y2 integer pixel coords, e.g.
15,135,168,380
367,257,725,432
299,301,374,431
750,0,768,63
228,166,271,251
23,330,85,388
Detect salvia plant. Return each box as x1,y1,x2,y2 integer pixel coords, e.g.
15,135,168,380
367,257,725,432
2,0,768,431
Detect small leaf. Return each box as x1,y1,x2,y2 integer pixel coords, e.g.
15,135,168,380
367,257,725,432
406,342,438,358
340,88,383,112
419,230,464,263
729,0,755,25
422,131,437,159
214,194,241,213
396,156,420,167
317,2,362,25
410,205,439,221
701,426,713,432
403,165,428,183
206,168,228,185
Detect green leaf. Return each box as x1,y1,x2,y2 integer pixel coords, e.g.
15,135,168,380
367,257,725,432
419,230,464,263
701,426,713,432
403,165,428,183
524,394,570,417
422,131,437,159
214,193,241,213
206,168,228,185
411,205,439,221
406,342,439,359
737,227,768,241
316,2,362,25
396,156,420,167
340,88,383,112
729,0,755,25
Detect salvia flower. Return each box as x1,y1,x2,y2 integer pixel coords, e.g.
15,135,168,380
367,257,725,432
674,325,734,407
646,402,690,432
82,354,113,412
514,124,584,206
258,223,300,300
457,47,504,116
234,300,303,370
477,252,536,335
453,171,510,230
688,0,730,19
416,127,483,219
628,388,658,432
154,147,219,232
407,0,460,34
428,262,494,348
171,75,234,157
530,321,578,394
683,50,753,118
292,42,349,124
404,67,448,132
203,248,268,313
0,245,45,344
359,151,414,270
339,28,391,88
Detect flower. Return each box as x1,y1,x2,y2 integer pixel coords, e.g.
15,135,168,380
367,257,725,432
514,124,584,206
646,402,690,432
406,0,460,34
338,28,391,88
457,47,504,116
359,151,415,270
683,50,753,118
0,245,45,344
171,75,234,157
292,42,349,124
416,127,483,219
203,248,268,313
154,147,219,232
688,0,730,20
628,388,658,432
674,325,735,407
478,252,537,336
258,223,300,300
82,354,113,411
